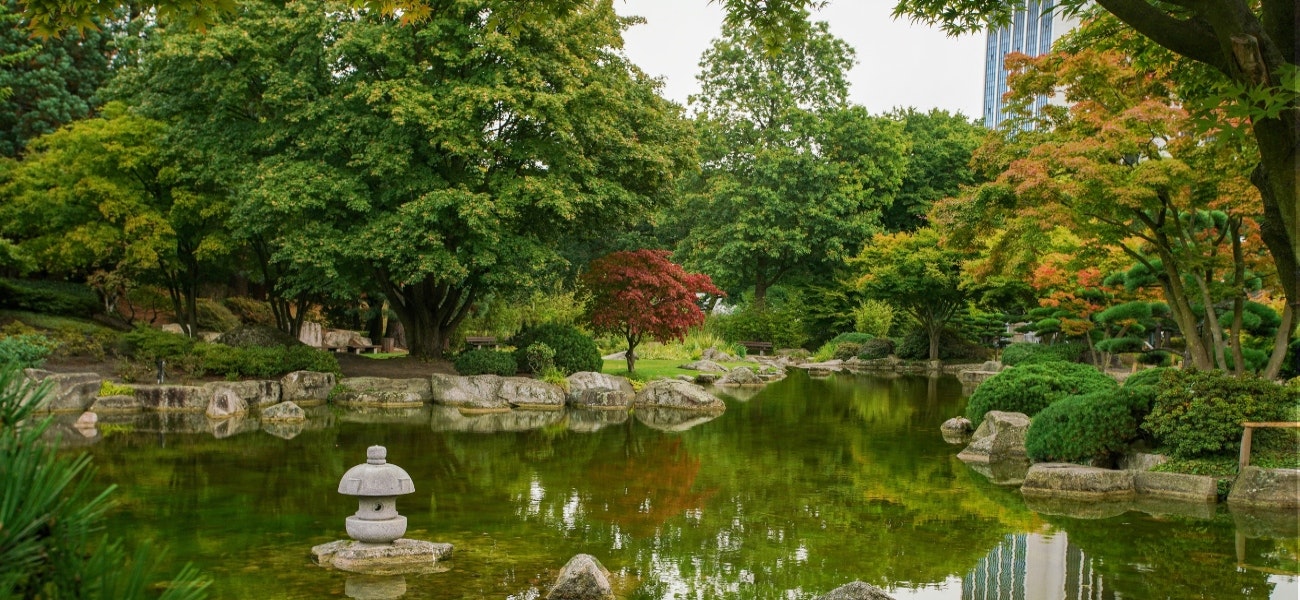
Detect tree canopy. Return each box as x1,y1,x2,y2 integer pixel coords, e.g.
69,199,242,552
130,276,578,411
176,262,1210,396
111,0,696,357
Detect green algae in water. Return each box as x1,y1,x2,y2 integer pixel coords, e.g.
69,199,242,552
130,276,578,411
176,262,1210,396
71,371,1298,599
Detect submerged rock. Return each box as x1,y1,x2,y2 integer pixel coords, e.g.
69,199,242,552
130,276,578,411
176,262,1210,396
813,581,895,600
262,401,306,422
546,554,613,600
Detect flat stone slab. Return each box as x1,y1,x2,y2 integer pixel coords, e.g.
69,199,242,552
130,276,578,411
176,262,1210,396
1134,471,1217,504
1020,463,1135,501
1228,466,1300,511
312,539,452,575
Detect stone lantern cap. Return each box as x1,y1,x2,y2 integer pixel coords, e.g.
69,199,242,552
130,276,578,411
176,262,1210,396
338,446,414,497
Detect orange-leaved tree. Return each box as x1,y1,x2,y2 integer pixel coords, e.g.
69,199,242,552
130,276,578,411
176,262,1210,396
582,250,722,373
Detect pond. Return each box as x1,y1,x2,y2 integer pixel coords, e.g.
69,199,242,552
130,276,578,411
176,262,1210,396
71,371,1298,599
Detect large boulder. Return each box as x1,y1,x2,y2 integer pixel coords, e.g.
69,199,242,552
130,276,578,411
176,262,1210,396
500,378,566,410
546,554,613,600
1133,471,1217,504
134,385,211,412
206,388,249,419
335,377,432,407
89,394,142,413
1228,466,1300,510
280,371,336,406
679,360,728,373
213,325,300,348
956,411,1030,464
430,374,511,412
565,372,634,402
634,379,725,413
204,380,281,409
813,581,895,600
714,366,765,387
261,401,306,422
1020,463,1136,501
22,369,101,413
570,388,634,410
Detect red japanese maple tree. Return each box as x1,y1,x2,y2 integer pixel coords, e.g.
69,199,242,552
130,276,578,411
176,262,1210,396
582,250,723,373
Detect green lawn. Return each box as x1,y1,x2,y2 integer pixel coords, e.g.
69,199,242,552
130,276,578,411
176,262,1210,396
601,358,752,382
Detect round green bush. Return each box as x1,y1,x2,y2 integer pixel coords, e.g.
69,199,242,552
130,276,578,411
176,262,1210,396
195,298,241,333
830,332,874,345
965,362,1118,427
510,323,600,374
833,342,863,360
454,348,518,376
1000,342,1087,366
858,338,895,360
1142,370,1294,459
1025,391,1139,464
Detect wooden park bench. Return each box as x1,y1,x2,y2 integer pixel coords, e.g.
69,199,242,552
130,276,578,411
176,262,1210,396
1239,421,1300,470
464,336,499,349
739,341,773,356
347,343,382,354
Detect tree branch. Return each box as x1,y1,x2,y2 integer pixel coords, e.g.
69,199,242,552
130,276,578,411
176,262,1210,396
1093,0,1230,72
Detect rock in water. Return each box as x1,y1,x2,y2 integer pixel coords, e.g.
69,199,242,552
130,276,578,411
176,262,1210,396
813,581,896,600
547,554,613,600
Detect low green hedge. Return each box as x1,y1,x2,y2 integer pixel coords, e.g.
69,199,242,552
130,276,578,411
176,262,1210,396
965,362,1118,427
118,326,339,380
454,349,518,376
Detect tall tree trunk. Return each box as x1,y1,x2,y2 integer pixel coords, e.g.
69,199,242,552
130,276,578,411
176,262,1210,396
1263,304,1294,380
381,276,477,360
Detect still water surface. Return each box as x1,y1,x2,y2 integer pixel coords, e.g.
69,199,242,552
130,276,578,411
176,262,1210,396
76,371,1298,599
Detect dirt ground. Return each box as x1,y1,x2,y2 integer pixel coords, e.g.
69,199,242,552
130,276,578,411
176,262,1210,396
39,351,457,383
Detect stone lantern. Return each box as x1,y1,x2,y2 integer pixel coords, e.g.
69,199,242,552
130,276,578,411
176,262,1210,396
338,446,414,544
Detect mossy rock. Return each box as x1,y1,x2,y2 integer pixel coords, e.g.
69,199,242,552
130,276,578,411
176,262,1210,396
214,325,301,348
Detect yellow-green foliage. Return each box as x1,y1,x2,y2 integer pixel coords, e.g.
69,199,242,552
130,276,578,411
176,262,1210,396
98,381,134,397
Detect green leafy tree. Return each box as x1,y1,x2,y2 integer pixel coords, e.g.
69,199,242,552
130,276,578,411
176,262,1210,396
853,227,968,361
0,102,227,335
674,17,906,305
897,0,1298,377
0,0,111,158
116,0,695,358
882,107,984,232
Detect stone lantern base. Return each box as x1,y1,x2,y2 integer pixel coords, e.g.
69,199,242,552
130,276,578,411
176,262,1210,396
312,539,453,575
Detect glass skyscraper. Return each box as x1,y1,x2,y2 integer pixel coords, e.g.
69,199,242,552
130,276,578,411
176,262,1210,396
982,1,1070,128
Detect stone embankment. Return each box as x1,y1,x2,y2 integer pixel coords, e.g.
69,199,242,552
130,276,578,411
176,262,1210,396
26,367,757,442
949,410,1299,521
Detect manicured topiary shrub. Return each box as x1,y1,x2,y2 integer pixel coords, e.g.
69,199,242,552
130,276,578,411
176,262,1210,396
454,348,518,376
833,342,863,360
830,332,874,345
1142,370,1293,459
223,296,276,327
965,362,1118,427
1000,342,1087,366
1026,391,1140,464
511,323,600,375
119,326,195,360
859,338,895,360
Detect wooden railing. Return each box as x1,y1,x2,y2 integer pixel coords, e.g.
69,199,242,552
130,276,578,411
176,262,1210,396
1238,421,1300,470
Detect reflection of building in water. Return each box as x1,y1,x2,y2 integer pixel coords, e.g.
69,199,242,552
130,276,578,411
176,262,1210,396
963,532,1117,600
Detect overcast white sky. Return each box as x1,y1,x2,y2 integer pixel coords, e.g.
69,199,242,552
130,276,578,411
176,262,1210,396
614,0,986,118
